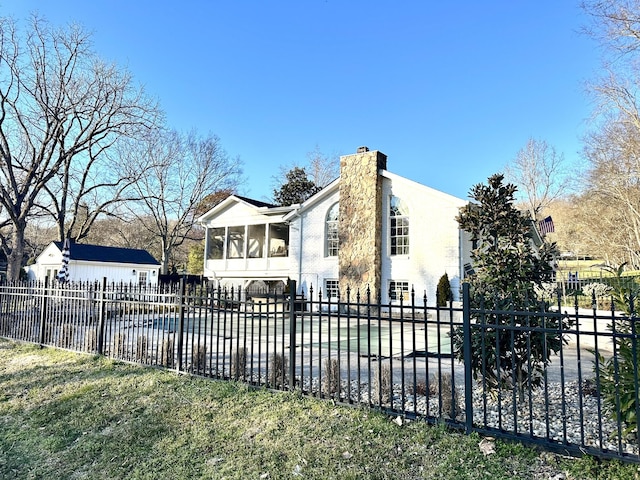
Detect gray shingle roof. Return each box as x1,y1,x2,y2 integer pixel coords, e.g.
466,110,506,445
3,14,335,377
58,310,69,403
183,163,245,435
235,195,276,208
54,242,160,265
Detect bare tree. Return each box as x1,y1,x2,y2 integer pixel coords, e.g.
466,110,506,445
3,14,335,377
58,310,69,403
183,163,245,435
582,1,640,130
0,16,158,280
130,129,242,274
306,145,339,188
581,117,640,266
504,138,571,220
40,135,154,243
574,1,640,266
271,146,339,203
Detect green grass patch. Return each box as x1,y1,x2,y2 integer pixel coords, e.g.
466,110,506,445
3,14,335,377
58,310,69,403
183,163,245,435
0,338,637,479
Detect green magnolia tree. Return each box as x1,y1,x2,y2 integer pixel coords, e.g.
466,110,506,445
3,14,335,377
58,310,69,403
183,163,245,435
453,174,570,401
272,167,320,206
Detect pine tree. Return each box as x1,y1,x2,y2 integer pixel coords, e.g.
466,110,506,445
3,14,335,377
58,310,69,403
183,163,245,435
436,273,452,307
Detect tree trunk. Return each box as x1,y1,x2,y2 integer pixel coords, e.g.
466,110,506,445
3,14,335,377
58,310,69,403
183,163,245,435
6,222,26,282
161,238,170,275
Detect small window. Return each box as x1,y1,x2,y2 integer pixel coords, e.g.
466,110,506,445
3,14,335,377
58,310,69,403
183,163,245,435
390,196,409,256
138,271,148,287
389,280,409,302
324,279,339,299
326,203,339,257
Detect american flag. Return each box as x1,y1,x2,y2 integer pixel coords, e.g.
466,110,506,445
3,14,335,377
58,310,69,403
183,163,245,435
56,238,70,283
538,216,555,236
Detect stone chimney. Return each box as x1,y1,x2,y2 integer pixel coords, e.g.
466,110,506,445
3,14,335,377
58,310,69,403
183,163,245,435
338,147,387,301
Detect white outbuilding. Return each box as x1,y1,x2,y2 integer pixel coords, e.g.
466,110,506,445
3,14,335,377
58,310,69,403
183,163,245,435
27,241,161,285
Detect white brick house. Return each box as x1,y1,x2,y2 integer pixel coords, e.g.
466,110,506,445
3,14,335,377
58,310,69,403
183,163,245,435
198,148,472,306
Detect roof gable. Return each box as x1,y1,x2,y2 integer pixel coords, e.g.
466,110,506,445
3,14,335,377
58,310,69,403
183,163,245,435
52,242,160,265
198,194,294,224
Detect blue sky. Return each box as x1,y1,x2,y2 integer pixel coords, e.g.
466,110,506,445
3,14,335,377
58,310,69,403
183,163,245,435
1,1,598,202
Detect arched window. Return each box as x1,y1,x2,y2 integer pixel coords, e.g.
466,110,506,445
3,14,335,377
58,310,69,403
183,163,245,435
390,196,409,255
326,202,339,257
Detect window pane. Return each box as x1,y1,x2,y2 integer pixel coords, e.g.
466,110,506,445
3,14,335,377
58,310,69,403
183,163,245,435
326,203,339,257
269,223,289,257
390,196,409,255
227,226,245,259
389,281,409,301
206,227,225,259
324,279,339,299
248,224,265,258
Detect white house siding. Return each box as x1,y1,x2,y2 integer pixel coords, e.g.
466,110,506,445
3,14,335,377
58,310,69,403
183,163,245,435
380,172,469,305
288,188,340,299
71,262,159,285
287,174,471,307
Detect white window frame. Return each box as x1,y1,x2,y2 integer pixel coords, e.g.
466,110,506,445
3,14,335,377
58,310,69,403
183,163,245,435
324,279,339,300
390,196,409,256
389,280,410,303
325,202,339,257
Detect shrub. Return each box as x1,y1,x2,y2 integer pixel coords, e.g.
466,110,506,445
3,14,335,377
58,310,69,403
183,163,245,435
60,324,75,349
322,358,340,395
590,264,639,434
374,363,392,404
192,343,207,374
231,347,247,380
161,336,174,368
428,373,458,419
269,352,288,389
436,273,452,306
113,333,126,358
84,328,97,353
135,335,148,361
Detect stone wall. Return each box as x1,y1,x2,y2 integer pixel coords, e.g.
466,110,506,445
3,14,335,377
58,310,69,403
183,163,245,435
338,148,387,301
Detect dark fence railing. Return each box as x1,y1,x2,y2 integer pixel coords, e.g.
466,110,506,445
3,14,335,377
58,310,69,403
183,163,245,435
1,278,639,463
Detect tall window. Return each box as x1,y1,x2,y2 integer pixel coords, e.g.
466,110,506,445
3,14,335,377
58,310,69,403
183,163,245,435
390,196,409,255
206,227,225,259
326,202,339,257
248,224,265,258
389,280,409,302
227,226,245,258
138,271,148,287
268,223,289,257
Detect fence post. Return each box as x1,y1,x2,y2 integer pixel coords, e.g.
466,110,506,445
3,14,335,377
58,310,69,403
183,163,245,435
288,279,297,391
96,277,107,355
462,282,473,434
38,276,50,346
176,278,186,373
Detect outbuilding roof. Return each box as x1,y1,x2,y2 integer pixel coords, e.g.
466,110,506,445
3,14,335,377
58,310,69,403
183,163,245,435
53,242,160,265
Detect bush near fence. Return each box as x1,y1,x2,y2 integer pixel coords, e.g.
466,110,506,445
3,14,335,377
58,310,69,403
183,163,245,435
1,278,640,464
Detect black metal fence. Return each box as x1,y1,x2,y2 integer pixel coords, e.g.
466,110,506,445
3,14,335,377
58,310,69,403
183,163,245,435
1,278,639,463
